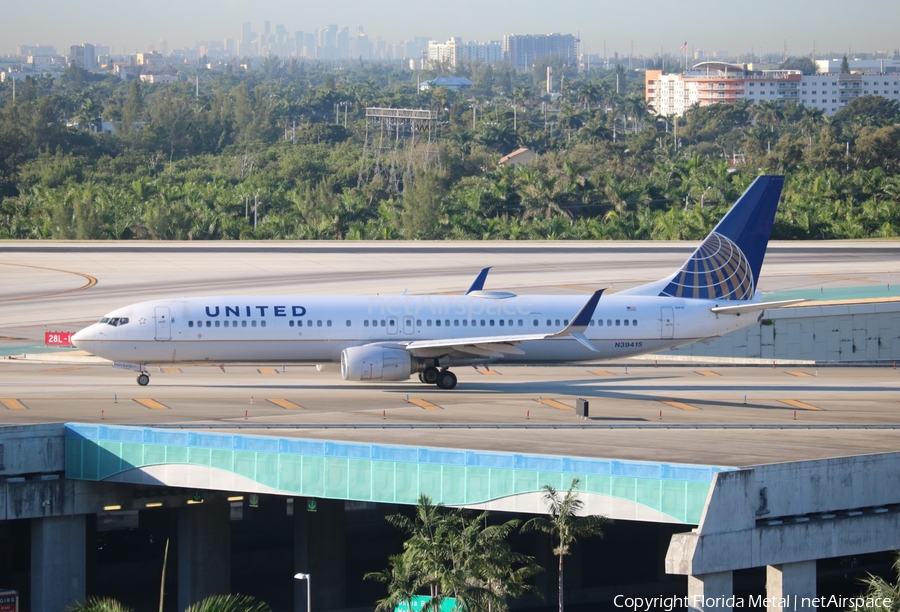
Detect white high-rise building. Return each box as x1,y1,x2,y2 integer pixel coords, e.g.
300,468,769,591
427,37,502,67
646,62,900,117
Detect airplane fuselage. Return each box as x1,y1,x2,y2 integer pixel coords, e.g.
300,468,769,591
73,292,753,365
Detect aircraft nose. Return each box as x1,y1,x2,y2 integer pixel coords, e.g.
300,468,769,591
71,326,93,348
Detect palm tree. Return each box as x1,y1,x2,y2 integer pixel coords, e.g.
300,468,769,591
365,553,420,612
523,478,608,612
855,554,900,612
66,598,134,612
183,594,272,612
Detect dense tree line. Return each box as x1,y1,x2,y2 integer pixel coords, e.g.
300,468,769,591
1,59,899,240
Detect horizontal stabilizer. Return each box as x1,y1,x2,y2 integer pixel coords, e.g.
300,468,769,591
710,299,805,315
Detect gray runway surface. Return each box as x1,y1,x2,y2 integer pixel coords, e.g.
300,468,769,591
2,241,899,468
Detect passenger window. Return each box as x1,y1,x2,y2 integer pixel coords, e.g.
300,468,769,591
346,320,351,327
607,320,612,326
189,321,194,328
489,320,495,326
589,320,594,326
463,320,468,326
416,319,422,326
564,319,569,325
251,321,257,327
499,320,505,326
445,320,450,327
307,320,313,327
518,320,523,326
624,320,629,326
289,321,295,327
454,320,459,326
615,320,620,326
381,320,386,327
242,321,247,328
436,320,442,327
534,319,539,326
633,319,637,326
555,319,560,326
364,320,369,327
427,320,432,326
481,320,486,326
546,319,551,326
317,320,322,327
327,321,332,327
599,320,604,326
206,321,211,328
261,321,266,327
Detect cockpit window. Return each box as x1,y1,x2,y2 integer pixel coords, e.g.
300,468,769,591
103,317,129,327
108,318,119,326
100,317,110,324
118,318,129,326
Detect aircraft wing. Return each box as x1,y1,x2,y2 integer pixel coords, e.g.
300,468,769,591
710,299,805,315
404,289,604,356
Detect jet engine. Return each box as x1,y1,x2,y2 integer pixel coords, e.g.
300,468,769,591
341,345,414,381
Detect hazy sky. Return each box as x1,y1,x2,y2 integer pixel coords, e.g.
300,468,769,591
3,0,898,58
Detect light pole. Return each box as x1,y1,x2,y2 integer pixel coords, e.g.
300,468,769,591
294,573,311,612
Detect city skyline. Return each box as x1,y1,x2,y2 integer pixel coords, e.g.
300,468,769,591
3,0,900,59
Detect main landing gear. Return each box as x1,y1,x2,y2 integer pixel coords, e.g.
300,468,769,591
418,366,457,390
137,373,150,386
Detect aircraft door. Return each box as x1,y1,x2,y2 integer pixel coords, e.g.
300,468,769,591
661,307,674,339
155,307,171,341
387,317,398,334
403,316,414,334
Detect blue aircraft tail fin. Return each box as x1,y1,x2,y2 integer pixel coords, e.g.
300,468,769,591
657,175,784,301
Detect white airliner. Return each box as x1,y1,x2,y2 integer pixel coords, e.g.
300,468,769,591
73,175,800,389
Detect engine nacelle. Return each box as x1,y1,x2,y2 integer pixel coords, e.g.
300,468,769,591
341,345,414,381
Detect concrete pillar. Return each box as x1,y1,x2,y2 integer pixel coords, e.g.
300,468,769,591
31,514,86,612
178,503,231,611
688,571,733,612
294,498,345,612
766,561,816,612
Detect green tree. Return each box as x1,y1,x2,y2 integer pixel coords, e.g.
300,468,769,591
523,478,608,612
841,55,851,74
852,554,900,612
369,494,539,612
183,594,272,612
66,597,134,612
401,171,445,239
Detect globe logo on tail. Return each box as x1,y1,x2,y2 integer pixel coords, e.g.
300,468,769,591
659,232,754,300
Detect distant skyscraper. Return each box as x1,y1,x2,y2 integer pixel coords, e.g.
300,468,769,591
69,43,97,69
502,33,578,70
240,22,253,56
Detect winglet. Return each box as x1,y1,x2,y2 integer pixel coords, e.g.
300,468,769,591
466,267,492,295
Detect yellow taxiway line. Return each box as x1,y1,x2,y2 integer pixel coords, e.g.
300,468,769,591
133,398,169,410
408,398,442,410
660,400,699,411
779,399,821,411
535,398,572,410
1,398,27,410
267,398,304,410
